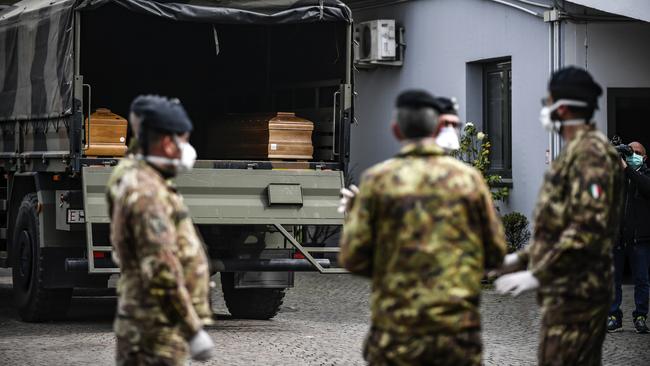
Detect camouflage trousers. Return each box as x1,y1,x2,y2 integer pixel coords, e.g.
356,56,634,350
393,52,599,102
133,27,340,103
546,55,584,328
538,306,608,366
363,327,482,366
115,318,189,366
116,337,186,366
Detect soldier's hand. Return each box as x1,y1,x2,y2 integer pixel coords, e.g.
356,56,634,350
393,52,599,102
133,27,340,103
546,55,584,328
338,185,360,214
621,158,628,169
189,329,215,361
494,270,539,297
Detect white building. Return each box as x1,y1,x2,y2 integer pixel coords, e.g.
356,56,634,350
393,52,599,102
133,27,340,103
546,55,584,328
346,0,650,218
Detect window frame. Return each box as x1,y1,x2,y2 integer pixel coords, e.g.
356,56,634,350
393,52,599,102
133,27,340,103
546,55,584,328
482,59,512,179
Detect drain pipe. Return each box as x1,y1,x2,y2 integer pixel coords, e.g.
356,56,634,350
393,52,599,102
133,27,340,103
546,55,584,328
544,8,563,160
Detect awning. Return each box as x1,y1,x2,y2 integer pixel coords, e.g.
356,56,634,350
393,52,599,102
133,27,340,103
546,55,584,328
76,0,352,24
568,0,650,23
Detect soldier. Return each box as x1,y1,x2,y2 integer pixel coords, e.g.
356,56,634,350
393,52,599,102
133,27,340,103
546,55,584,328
495,67,623,365
107,96,215,365
339,90,506,366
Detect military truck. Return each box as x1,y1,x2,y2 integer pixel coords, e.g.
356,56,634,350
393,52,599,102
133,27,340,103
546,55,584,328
0,0,353,322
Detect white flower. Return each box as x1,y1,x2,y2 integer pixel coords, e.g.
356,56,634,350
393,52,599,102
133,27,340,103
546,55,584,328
466,122,475,128
477,132,485,141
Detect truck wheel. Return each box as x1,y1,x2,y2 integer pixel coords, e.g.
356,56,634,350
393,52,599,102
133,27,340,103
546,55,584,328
11,193,72,322
220,272,286,320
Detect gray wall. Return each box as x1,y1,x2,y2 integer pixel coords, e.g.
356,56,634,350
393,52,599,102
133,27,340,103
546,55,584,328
351,0,650,220
352,0,551,218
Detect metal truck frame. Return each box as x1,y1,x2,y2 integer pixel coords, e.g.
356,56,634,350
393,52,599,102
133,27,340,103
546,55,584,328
0,0,353,322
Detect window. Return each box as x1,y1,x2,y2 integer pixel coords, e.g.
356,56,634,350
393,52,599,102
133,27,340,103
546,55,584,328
483,60,512,178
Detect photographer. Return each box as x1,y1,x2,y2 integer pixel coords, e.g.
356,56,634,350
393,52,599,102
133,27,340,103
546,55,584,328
608,141,650,333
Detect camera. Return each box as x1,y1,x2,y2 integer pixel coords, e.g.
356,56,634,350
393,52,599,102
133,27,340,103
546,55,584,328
611,136,633,158
616,144,634,158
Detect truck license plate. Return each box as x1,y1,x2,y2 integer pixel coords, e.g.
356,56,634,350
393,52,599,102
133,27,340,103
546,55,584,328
67,209,86,224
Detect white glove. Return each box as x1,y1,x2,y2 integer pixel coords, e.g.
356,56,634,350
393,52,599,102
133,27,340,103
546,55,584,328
495,270,539,297
338,184,360,214
503,253,520,267
189,329,215,361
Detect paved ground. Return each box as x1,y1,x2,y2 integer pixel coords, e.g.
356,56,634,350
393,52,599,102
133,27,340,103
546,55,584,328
0,268,648,365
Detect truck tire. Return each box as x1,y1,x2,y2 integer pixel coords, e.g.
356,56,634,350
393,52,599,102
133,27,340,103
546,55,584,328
220,272,285,320
11,193,72,322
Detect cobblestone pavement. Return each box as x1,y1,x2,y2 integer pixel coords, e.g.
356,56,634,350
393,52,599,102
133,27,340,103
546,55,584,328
0,269,648,365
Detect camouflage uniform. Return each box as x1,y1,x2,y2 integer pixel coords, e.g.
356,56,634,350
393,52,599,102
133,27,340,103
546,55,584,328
107,157,213,366
517,126,623,366
339,140,506,366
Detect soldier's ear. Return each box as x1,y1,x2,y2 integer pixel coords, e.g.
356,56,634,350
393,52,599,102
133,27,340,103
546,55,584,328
161,135,178,157
556,105,570,120
392,122,404,141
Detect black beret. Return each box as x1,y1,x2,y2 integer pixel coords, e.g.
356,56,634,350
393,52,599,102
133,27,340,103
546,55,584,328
129,95,193,134
435,96,458,115
396,89,442,111
549,66,602,108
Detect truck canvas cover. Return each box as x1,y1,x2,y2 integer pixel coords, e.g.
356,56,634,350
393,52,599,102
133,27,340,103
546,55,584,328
0,0,351,122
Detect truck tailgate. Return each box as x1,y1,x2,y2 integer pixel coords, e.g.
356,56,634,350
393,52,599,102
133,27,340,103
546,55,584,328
83,167,345,225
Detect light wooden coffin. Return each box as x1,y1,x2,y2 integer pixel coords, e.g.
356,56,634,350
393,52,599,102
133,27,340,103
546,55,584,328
84,108,128,157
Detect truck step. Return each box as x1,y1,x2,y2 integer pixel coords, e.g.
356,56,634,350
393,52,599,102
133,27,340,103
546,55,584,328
0,250,7,267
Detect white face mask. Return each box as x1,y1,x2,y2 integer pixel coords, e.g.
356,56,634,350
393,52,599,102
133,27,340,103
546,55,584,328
539,99,590,132
140,136,197,175
435,126,460,151
177,139,197,173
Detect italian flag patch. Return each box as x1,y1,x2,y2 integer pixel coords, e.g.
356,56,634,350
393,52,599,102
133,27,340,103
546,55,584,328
590,184,603,199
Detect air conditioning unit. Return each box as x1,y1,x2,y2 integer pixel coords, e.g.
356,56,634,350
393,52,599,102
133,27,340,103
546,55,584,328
354,19,397,63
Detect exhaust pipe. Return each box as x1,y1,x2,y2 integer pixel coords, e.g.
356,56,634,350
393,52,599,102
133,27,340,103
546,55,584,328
65,258,89,272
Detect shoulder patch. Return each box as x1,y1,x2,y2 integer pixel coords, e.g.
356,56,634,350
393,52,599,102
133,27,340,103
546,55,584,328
590,183,603,199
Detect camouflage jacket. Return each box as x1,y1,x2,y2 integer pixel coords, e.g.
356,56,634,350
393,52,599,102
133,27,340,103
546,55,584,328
107,155,138,219
107,157,212,356
519,126,623,324
339,140,506,335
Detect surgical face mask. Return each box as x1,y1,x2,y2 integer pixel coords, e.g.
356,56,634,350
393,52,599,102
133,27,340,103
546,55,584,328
539,99,590,133
140,135,197,176
626,153,644,170
435,125,460,151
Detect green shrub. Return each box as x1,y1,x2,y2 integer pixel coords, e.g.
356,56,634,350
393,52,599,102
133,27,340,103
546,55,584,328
501,212,531,253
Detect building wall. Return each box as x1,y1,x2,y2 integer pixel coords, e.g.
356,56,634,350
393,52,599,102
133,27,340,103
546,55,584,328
564,21,650,133
351,0,552,218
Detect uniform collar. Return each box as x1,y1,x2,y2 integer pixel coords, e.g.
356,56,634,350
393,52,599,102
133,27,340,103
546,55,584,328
396,138,445,158
571,123,596,142
135,157,176,189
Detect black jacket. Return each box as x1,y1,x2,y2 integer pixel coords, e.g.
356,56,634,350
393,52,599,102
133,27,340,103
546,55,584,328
620,163,650,245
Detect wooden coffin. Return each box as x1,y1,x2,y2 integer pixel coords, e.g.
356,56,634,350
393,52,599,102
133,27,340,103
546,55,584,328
209,112,314,160
84,108,128,157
